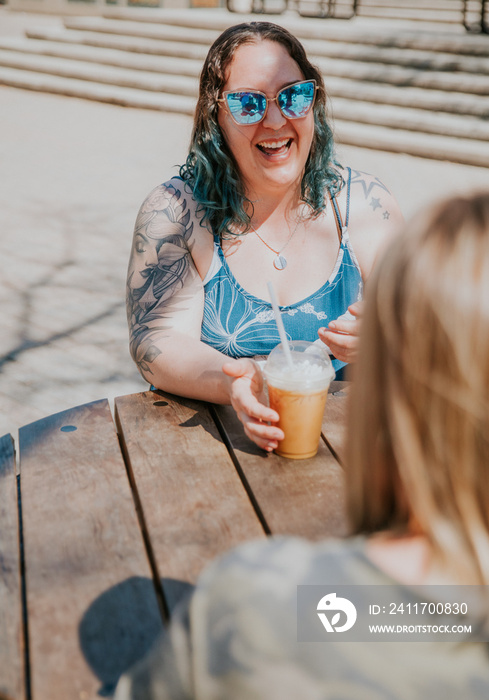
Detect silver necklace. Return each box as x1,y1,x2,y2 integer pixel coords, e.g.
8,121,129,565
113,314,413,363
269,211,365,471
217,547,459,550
250,216,301,270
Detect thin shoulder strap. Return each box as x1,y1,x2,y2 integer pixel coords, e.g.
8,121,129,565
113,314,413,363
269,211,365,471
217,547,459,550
328,166,352,243
328,189,343,243
344,166,352,228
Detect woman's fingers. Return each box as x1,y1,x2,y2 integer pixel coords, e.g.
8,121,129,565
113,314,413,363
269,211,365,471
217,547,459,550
234,381,278,421
242,400,279,425
348,300,363,318
318,302,363,363
327,318,358,336
237,416,279,439
238,413,284,452
318,327,358,363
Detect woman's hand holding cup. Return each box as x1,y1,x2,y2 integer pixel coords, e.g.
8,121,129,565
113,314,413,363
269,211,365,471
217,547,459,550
222,358,284,452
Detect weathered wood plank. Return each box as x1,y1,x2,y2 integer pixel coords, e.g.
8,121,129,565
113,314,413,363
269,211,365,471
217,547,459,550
0,434,23,700
19,401,163,700
321,380,350,464
114,391,266,613
212,384,348,541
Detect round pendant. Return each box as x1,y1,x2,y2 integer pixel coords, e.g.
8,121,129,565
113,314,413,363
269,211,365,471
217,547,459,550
273,254,287,270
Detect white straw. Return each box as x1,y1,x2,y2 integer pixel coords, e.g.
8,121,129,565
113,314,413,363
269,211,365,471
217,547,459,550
267,281,294,368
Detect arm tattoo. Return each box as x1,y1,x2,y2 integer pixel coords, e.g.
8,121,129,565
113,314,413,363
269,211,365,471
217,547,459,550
127,183,196,376
349,169,392,220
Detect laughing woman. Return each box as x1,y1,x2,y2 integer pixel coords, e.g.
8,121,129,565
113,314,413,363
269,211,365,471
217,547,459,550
126,21,403,451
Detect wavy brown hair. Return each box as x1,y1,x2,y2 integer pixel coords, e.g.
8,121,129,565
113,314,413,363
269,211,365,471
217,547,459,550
347,191,489,583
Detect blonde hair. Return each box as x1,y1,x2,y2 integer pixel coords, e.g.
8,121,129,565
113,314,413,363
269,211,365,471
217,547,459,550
347,191,489,582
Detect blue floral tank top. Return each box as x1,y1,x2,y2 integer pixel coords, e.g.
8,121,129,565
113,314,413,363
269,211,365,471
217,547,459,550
200,169,362,375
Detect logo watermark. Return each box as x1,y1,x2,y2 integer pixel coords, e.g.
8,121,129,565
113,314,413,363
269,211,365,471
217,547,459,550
297,585,488,643
316,593,357,633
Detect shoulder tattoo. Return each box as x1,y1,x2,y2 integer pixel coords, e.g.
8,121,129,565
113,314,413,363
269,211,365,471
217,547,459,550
127,183,195,376
349,168,393,221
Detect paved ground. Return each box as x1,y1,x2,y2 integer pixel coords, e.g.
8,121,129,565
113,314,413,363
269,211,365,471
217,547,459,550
1,8,488,442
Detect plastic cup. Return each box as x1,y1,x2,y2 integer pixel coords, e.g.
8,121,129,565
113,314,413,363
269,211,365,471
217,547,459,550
263,341,335,460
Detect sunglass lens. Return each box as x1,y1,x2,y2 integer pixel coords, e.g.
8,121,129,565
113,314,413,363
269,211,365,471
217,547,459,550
278,81,315,118
226,91,266,125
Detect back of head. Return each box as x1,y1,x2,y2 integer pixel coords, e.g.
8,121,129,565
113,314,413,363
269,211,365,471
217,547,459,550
347,191,489,582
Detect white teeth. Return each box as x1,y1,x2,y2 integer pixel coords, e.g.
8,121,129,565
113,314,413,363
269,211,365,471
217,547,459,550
258,139,290,149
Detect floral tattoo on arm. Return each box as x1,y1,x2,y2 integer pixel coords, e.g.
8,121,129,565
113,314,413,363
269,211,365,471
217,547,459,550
127,183,196,377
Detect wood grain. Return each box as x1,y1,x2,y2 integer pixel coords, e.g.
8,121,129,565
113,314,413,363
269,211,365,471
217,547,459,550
212,384,348,541
115,391,266,613
322,381,350,464
19,401,163,700
0,434,23,700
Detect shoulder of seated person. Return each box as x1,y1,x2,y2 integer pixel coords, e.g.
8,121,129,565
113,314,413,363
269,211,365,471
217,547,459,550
197,536,367,589
147,176,196,206
144,178,212,238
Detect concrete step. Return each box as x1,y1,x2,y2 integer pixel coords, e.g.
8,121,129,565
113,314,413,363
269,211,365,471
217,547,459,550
103,6,463,30
0,65,196,113
334,122,489,168
0,36,204,78
312,55,489,95
63,16,221,46
0,46,200,94
345,0,464,21
102,9,489,55
301,38,489,75
70,14,489,56
357,7,462,23
297,4,462,25
331,97,489,142
25,26,210,61
23,24,489,76
324,74,489,118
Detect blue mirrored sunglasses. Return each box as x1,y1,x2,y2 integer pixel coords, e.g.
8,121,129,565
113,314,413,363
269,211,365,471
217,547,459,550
219,79,317,126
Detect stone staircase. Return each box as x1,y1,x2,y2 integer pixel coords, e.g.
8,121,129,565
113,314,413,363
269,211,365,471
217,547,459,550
235,0,487,32
0,8,489,166
297,0,463,24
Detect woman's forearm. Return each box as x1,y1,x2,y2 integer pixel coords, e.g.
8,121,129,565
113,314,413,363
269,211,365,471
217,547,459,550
136,332,235,405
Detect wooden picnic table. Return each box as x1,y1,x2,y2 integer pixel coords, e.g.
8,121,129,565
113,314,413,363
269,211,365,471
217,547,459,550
0,381,349,700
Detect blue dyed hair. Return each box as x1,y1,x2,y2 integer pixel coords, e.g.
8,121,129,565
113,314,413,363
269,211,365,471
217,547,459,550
179,21,342,240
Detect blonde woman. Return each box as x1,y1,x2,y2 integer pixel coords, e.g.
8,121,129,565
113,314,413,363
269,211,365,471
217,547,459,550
116,192,489,699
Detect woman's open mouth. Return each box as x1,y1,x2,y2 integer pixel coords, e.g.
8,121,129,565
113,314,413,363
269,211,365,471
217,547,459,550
256,138,293,156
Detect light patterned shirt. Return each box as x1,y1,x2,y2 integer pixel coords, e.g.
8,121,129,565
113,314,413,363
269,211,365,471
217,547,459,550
115,537,489,700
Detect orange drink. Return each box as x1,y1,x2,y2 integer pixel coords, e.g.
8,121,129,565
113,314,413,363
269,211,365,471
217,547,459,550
264,341,334,459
